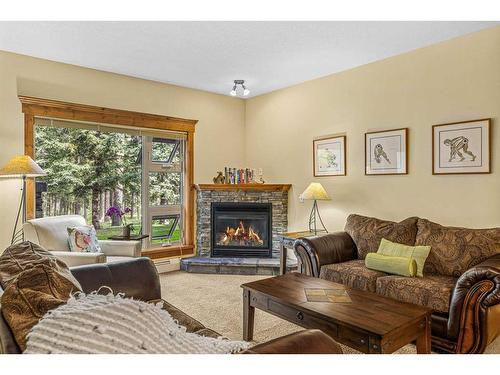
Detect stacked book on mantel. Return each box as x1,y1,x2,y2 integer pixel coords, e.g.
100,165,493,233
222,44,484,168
224,167,262,184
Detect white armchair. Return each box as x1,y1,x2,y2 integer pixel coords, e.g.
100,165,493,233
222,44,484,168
23,215,142,267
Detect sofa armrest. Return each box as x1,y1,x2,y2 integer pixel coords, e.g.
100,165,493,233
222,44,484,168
99,240,142,257
50,251,106,267
294,232,357,277
70,257,161,301
448,253,500,352
241,329,343,354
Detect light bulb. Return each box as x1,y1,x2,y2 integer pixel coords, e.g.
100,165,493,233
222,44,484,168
243,88,250,96
230,89,237,96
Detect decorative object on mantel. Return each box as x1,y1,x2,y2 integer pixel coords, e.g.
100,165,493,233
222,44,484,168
212,171,225,184
300,182,330,235
194,184,291,192
223,167,263,184
432,118,490,175
0,155,46,244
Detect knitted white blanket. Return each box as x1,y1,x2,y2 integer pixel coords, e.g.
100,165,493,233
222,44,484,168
24,292,249,354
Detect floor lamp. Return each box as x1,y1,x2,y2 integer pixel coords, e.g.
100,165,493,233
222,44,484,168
0,155,46,244
300,182,330,235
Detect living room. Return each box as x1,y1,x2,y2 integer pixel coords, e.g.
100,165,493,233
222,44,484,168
1,1,499,373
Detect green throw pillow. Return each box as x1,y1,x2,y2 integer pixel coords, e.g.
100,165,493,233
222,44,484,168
365,253,417,277
377,238,431,277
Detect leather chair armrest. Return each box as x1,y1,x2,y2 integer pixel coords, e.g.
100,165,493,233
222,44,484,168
294,232,357,277
70,257,161,301
99,240,142,257
50,251,106,267
448,253,500,352
241,329,343,354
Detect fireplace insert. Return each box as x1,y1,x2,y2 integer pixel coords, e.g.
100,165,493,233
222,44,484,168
211,202,272,258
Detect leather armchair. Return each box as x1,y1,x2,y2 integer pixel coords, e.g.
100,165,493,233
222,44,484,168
23,215,141,266
294,231,500,353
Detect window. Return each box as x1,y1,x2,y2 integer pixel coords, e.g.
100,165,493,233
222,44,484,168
34,118,187,249
22,96,196,258
143,135,185,248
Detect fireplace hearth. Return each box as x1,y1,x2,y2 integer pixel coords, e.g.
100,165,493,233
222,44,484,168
211,202,272,258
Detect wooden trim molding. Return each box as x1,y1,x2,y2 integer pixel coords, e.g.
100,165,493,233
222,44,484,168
19,95,197,133
20,96,197,258
194,183,292,192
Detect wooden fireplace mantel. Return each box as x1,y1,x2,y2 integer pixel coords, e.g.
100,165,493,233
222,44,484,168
194,183,292,192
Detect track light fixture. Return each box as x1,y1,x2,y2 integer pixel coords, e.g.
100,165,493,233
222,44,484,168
230,80,250,97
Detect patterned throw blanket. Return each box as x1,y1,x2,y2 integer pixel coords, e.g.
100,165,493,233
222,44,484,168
25,291,249,354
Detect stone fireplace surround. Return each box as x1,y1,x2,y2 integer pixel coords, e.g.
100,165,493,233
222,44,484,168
180,184,296,275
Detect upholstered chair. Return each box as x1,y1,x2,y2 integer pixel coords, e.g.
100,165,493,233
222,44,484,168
23,215,142,267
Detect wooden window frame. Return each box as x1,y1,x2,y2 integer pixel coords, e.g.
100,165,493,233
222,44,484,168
19,95,197,259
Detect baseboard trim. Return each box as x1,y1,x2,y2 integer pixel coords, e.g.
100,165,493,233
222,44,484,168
154,258,181,273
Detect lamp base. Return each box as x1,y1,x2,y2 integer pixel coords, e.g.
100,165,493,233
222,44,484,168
11,176,26,245
308,200,328,236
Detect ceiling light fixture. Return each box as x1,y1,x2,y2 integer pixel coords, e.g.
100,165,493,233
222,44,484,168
230,80,250,97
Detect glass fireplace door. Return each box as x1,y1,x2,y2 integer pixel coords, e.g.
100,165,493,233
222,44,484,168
142,136,185,248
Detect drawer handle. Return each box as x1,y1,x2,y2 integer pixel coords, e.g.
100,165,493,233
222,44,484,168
360,339,366,344
296,312,304,321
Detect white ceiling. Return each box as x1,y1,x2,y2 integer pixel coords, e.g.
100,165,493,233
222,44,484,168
0,21,498,98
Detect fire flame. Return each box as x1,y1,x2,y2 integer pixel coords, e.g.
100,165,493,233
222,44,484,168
219,221,264,246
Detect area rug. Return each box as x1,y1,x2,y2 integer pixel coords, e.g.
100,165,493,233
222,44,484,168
160,271,499,354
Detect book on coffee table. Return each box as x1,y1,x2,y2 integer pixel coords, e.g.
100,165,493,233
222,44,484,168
304,288,352,303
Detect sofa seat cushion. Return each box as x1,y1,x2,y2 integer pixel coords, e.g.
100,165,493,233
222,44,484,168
376,275,457,313
319,260,388,293
415,218,500,277
344,214,418,259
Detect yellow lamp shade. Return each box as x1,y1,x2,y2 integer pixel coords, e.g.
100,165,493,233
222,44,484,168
301,182,330,201
0,155,46,178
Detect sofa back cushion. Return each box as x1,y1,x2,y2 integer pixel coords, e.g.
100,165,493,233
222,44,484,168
23,215,87,252
344,214,418,259
415,218,500,277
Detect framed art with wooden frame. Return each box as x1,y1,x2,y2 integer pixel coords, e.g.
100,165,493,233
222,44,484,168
432,118,491,175
313,135,346,177
365,128,408,175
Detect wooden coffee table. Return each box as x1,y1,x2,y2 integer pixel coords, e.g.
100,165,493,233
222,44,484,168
241,273,432,354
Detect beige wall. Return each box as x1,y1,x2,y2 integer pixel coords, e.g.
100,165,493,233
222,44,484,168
245,26,500,232
0,51,246,250
1,26,499,251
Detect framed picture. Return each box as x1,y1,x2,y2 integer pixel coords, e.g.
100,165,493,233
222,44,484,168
432,119,490,175
313,135,346,176
365,128,408,175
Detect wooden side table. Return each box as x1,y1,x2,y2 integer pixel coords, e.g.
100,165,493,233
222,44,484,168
279,230,328,275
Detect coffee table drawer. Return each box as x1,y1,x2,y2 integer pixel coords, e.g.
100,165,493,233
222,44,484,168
267,300,338,336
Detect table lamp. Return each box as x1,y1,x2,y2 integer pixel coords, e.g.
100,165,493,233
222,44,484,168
300,182,330,235
0,155,46,244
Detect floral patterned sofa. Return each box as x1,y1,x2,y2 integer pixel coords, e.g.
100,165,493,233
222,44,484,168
294,214,500,354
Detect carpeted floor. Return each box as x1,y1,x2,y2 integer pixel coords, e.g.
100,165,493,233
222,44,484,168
160,271,499,354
